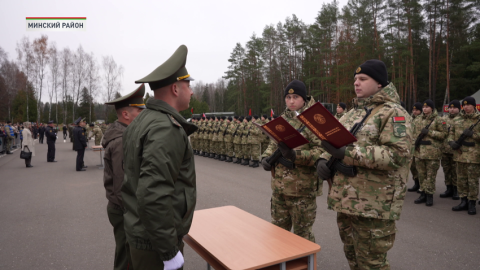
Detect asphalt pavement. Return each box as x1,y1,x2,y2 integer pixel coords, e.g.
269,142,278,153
0,139,479,270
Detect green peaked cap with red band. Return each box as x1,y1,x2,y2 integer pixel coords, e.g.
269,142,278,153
135,45,194,90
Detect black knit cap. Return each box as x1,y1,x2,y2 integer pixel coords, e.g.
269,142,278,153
233,115,238,120
462,96,476,106
262,114,267,118
338,102,346,110
423,99,434,109
227,117,232,121
284,79,307,101
221,116,226,120
246,116,252,122
239,117,244,122
354,59,389,87
413,102,422,110
449,100,461,109
201,117,205,120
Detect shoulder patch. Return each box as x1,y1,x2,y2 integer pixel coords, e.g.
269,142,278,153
168,114,182,127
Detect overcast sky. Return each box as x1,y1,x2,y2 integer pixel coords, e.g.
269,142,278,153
1,0,349,102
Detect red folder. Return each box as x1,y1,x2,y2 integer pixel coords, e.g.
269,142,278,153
297,102,357,148
253,117,309,149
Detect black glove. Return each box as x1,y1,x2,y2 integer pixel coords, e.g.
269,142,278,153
316,159,331,180
321,140,346,160
449,141,460,150
421,128,429,135
261,158,272,171
462,129,474,137
278,142,296,161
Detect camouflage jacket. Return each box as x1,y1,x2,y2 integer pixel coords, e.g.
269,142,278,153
413,109,446,160
224,122,236,143
210,121,220,141
247,120,262,144
261,96,324,197
216,121,227,142
442,113,459,154
335,112,345,120
447,110,480,164
205,121,213,140
320,83,413,220
92,126,104,145
233,122,244,144
240,122,250,145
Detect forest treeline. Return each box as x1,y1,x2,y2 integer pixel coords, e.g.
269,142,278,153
188,0,480,117
0,35,125,124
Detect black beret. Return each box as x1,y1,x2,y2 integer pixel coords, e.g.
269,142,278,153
201,117,205,120
413,102,422,110
284,79,307,101
449,100,461,109
423,99,434,109
462,96,476,107
338,102,346,110
268,117,272,120
354,59,389,87
233,116,238,120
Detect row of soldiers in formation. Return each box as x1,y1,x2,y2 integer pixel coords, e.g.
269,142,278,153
190,115,274,167
407,97,480,215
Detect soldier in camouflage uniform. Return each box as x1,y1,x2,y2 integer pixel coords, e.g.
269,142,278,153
190,118,198,154
248,115,261,168
197,117,205,155
204,117,213,157
440,100,460,199
258,115,271,155
223,116,236,162
261,80,323,243
217,116,228,161
407,102,423,192
413,99,446,206
241,116,252,165
233,117,244,164
91,124,104,146
316,60,413,269
334,102,347,120
448,96,480,215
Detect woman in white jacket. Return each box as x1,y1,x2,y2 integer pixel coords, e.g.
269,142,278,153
22,122,35,168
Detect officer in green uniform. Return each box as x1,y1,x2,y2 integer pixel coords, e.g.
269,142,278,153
408,102,423,192
122,45,197,270
440,100,460,199
335,102,347,120
103,84,146,270
413,99,446,206
316,60,413,269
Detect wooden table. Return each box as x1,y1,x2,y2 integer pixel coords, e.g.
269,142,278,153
91,145,104,169
184,206,321,270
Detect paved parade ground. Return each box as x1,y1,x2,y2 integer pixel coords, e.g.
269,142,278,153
0,139,479,270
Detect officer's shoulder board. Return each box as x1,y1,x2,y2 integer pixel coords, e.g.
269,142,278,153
168,114,182,127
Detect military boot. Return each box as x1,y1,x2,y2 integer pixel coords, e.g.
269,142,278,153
209,153,215,158
408,179,420,192
452,197,468,211
426,194,433,206
414,192,427,204
202,152,208,157
214,154,220,160
468,200,476,215
234,158,242,164
225,156,233,163
251,160,259,168
220,155,226,161
452,186,459,200
241,159,250,166
440,185,453,198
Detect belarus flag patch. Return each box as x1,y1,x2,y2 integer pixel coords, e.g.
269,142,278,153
393,116,406,123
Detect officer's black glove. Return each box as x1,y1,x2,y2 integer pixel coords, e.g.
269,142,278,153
321,140,346,160
261,157,272,171
315,159,331,180
278,142,296,161
449,141,460,150
421,128,429,135
462,129,474,137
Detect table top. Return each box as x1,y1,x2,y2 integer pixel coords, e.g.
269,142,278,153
185,206,320,270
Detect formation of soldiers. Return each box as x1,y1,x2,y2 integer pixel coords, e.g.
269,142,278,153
190,115,273,167
408,97,480,215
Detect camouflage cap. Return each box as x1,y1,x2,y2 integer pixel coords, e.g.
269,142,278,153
135,45,194,90
105,84,146,110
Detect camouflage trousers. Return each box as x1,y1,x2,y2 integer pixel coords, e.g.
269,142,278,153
210,140,216,154
456,162,480,201
337,213,396,270
217,141,225,155
250,143,261,161
225,142,234,157
242,144,251,159
234,143,242,158
261,141,269,156
410,157,419,181
5,137,12,151
441,153,457,186
416,158,441,195
271,192,316,243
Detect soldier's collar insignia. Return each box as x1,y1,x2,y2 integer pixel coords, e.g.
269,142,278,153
356,67,361,73
288,89,294,94
168,114,182,127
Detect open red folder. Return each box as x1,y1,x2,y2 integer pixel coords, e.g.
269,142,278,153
253,117,309,149
297,102,357,148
